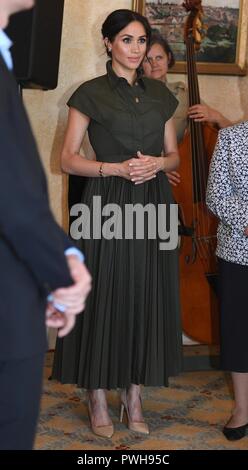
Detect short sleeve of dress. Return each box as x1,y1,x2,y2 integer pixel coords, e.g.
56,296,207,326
67,81,100,122
143,77,179,123
160,83,179,122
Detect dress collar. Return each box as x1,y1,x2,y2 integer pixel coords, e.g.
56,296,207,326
106,60,145,90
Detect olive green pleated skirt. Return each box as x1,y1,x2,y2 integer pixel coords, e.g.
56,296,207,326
52,174,182,389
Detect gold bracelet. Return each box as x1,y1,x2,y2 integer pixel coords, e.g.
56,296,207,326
99,162,104,177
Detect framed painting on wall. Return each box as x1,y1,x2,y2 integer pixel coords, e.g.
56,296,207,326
132,0,248,75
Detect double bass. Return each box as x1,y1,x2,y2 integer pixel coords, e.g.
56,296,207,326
173,0,219,344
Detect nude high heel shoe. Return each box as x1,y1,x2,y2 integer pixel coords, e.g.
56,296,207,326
88,399,114,439
119,390,149,435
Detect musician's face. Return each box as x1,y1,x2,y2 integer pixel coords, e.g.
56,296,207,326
143,43,170,82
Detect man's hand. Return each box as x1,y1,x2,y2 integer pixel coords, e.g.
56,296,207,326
46,257,91,337
45,304,77,337
51,256,92,315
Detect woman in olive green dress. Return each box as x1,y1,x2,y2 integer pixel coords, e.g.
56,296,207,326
52,9,181,438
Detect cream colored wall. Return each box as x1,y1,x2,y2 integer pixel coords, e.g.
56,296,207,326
23,0,248,230
169,72,248,126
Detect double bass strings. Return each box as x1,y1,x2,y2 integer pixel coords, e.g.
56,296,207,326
186,36,213,269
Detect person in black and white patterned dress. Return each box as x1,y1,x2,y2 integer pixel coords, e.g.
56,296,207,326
206,121,248,441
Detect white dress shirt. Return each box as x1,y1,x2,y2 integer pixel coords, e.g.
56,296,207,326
0,29,13,70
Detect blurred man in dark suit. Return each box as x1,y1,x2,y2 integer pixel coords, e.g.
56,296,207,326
0,0,91,449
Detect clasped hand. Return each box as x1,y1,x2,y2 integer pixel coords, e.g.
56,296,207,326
122,151,163,185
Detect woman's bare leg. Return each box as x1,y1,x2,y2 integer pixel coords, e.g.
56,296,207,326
126,384,144,422
88,389,112,427
225,372,248,427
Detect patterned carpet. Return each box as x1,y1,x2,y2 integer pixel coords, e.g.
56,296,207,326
34,351,248,450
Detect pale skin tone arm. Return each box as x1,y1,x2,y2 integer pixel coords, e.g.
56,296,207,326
61,108,179,183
